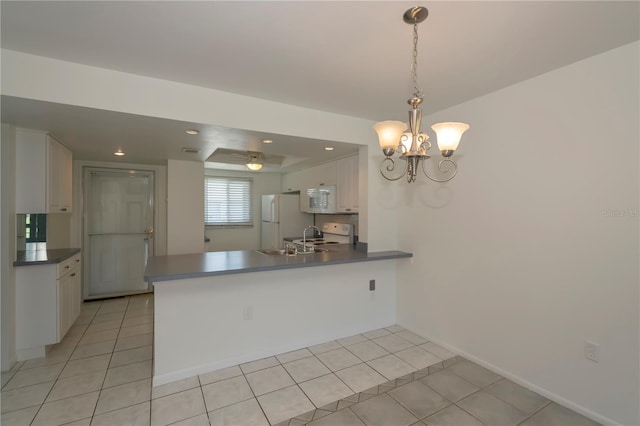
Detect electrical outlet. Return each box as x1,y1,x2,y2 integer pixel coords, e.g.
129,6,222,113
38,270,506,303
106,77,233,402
584,341,599,362
369,280,375,291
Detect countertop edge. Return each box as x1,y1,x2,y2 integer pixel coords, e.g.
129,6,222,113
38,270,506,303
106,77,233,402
14,248,81,267
145,250,412,283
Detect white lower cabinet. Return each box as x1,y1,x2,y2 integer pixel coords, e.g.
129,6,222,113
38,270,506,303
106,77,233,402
15,253,82,360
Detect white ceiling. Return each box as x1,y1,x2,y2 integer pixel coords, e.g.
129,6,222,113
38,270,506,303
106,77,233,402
1,1,638,170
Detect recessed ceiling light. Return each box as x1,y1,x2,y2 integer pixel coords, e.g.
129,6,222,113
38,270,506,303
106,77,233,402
324,146,334,151
186,129,199,135
114,149,125,156
262,139,273,144
182,147,201,154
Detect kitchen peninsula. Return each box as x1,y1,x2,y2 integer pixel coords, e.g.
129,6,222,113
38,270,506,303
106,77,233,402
144,245,411,386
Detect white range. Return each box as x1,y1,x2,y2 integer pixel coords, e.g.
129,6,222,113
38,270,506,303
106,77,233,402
292,222,354,248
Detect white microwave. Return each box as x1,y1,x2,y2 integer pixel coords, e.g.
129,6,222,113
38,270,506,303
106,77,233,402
302,185,337,214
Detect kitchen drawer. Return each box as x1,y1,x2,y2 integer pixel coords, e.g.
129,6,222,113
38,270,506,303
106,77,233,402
57,253,81,279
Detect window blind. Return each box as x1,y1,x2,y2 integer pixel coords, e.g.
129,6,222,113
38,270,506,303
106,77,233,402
204,177,253,226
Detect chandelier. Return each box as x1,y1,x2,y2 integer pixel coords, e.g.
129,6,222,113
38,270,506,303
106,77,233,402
373,6,470,183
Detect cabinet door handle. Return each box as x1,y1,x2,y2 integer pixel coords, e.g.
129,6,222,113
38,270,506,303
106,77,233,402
70,273,76,277
75,258,80,262
60,208,68,212
64,265,70,269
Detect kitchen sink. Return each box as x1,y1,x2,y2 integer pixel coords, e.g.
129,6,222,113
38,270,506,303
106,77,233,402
296,247,328,255
257,248,297,256
256,247,328,256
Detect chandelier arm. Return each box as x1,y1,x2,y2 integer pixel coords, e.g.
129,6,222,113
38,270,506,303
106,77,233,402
421,158,458,183
418,136,431,153
380,157,408,181
398,134,410,153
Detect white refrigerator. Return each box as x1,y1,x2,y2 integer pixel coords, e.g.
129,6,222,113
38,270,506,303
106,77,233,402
261,194,312,249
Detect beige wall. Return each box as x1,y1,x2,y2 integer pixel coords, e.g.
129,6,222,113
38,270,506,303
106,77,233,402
46,214,71,249
1,123,17,371
396,41,639,426
167,160,204,255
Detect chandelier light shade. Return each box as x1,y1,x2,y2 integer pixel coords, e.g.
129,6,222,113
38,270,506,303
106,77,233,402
431,122,470,156
374,6,470,183
373,121,407,156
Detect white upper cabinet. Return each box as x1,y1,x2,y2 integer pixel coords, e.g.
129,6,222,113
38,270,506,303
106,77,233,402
16,129,73,213
306,162,337,188
282,170,304,193
336,155,359,213
282,155,358,213
282,161,337,193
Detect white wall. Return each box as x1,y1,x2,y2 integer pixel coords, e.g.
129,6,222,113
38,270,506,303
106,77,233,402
153,260,399,385
396,42,639,426
1,123,17,371
204,169,281,252
167,160,204,255
2,40,637,424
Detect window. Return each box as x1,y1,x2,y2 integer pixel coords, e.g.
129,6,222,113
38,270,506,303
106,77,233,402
204,176,253,226
25,214,47,243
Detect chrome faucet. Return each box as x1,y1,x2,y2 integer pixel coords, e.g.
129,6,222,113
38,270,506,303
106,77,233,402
302,225,320,253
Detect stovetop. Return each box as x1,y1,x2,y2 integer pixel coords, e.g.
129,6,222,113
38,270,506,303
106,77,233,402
291,222,354,247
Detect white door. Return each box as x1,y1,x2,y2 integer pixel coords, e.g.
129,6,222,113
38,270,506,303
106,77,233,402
84,168,154,299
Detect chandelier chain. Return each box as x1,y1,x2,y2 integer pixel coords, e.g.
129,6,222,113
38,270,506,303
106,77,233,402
411,23,423,99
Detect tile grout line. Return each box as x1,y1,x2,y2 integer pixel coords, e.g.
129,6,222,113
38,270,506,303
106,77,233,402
296,359,458,426
9,310,573,426
277,336,425,423
239,360,274,425
451,388,493,426
90,297,158,422
196,372,210,425
2,320,408,424
515,400,553,425
92,301,127,423
30,296,148,424
25,301,103,425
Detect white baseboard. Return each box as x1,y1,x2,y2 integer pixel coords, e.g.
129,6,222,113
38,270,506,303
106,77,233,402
401,328,621,426
153,320,396,387
16,345,46,361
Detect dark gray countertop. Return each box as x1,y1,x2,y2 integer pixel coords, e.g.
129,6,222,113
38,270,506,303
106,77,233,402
144,245,412,282
14,248,81,266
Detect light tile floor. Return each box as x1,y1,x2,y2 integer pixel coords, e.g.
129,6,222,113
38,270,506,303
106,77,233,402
1,295,601,426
